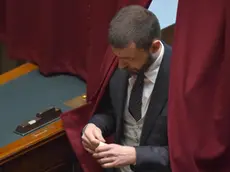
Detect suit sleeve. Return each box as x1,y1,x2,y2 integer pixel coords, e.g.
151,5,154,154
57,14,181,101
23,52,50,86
133,146,169,170
131,106,169,170
88,86,116,137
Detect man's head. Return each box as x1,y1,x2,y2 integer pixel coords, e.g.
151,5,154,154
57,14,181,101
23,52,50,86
108,5,161,74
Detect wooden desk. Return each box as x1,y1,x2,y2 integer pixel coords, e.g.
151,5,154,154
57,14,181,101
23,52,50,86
0,63,84,172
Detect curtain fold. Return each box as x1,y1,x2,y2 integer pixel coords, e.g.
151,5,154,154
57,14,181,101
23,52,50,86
61,1,151,172
5,0,89,79
0,0,6,41
3,0,151,99
168,0,230,171
3,1,151,171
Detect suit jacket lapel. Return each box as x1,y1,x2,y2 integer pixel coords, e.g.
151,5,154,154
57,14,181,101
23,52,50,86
140,47,170,145
114,69,129,143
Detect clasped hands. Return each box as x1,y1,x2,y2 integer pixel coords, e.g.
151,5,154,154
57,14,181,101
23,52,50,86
82,124,136,168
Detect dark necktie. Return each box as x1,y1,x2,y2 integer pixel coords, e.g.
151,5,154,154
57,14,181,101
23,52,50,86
128,71,145,121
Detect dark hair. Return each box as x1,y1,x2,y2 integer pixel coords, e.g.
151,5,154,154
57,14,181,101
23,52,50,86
108,5,161,50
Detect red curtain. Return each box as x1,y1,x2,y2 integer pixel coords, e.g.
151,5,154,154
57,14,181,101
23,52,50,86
0,0,6,41
3,0,151,100
2,1,150,171
168,0,230,172
61,49,117,172
60,1,151,172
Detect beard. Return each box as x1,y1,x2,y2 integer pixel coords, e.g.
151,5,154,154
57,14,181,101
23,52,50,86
125,55,153,76
139,53,154,73
123,53,155,76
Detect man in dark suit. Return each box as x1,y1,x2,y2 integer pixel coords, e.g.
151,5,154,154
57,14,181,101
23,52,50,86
81,5,171,172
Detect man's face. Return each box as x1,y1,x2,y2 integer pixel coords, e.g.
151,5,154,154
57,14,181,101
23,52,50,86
112,41,161,75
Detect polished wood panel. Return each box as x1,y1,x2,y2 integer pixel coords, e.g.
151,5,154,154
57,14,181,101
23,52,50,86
0,120,65,165
0,63,37,84
0,63,84,172
3,135,77,172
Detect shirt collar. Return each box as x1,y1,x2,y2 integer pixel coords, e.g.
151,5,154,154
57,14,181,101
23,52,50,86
144,41,164,83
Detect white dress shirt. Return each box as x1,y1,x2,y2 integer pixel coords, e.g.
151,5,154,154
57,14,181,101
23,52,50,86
120,41,165,172
125,41,165,119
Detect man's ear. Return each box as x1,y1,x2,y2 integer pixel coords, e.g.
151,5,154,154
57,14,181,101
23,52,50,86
150,40,161,53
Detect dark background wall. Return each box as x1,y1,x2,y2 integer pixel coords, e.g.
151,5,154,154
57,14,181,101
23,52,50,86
0,43,24,74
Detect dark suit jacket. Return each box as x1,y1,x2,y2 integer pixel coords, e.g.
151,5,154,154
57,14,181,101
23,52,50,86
89,43,172,172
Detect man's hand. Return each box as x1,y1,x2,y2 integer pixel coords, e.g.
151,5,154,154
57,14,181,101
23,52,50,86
81,123,105,154
93,144,136,168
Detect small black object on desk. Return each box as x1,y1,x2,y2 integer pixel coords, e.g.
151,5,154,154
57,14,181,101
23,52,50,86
14,107,62,136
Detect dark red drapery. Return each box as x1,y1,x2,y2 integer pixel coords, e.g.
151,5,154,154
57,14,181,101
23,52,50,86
0,0,147,171
0,0,6,41
60,1,151,172
2,0,151,101
168,0,230,171
1,1,151,171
